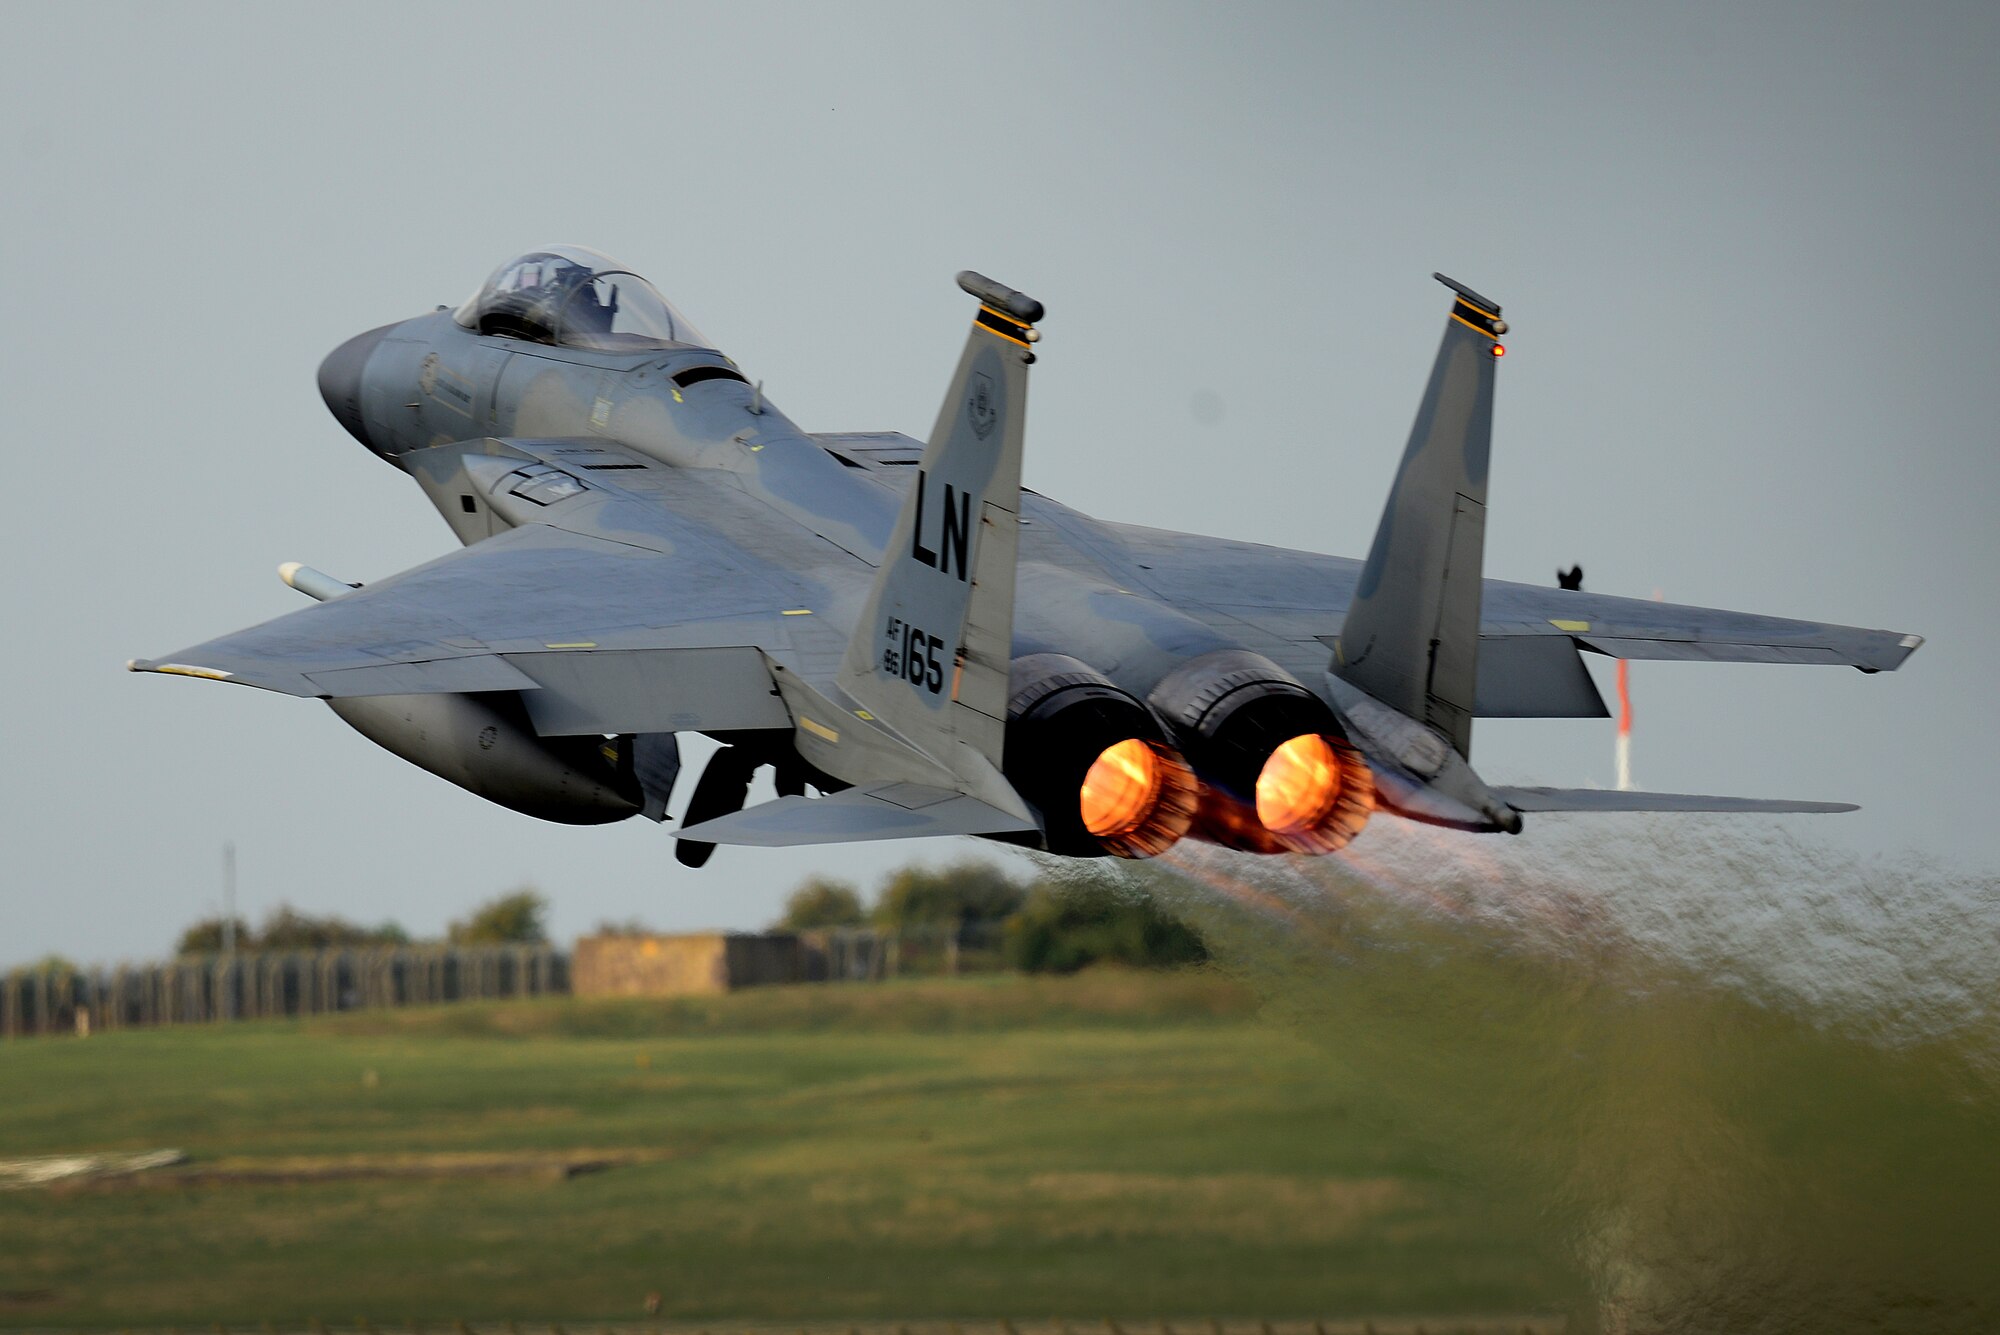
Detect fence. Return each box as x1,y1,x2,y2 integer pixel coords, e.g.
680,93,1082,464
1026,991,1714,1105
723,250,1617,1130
802,927,892,982
874,920,1011,978
2,922,1014,1039
0,946,567,1039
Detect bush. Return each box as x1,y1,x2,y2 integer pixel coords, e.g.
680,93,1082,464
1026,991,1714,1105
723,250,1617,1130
175,916,253,956
774,877,866,931
874,860,1026,932
448,889,548,945
1005,873,1207,974
250,906,408,951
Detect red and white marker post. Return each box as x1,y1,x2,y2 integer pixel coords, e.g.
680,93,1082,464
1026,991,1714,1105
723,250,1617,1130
1613,590,1664,792
1615,658,1634,791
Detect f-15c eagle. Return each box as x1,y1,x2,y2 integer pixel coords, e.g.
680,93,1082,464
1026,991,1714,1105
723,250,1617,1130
133,248,1923,866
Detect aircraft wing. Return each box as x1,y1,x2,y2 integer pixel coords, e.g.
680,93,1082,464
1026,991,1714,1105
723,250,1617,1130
131,476,845,738
1075,520,1921,717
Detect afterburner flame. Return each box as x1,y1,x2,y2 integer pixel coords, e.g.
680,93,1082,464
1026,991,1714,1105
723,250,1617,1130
1081,737,1161,838
1255,733,1343,835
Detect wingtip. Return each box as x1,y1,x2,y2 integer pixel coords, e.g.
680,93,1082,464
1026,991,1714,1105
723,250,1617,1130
133,661,235,681
1861,633,1926,674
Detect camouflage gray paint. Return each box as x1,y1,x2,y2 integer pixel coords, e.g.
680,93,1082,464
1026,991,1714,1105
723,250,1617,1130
133,249,1925,858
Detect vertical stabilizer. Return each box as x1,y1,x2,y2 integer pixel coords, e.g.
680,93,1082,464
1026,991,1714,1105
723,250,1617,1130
835,272,1041,774
1333,274,1504,758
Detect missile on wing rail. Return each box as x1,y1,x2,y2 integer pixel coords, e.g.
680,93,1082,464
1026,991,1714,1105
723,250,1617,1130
279,562,360,602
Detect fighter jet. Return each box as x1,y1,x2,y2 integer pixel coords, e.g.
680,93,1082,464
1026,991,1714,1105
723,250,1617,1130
132,248,1923,865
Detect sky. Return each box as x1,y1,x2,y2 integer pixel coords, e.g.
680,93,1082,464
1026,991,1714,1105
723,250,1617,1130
3,1,1996,968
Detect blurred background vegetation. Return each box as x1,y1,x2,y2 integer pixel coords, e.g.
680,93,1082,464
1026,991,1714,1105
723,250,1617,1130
162,861,1215,979
771,859,1208,975
175,888,551,957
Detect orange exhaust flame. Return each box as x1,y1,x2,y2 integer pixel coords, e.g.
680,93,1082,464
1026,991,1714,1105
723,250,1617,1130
1256,733,1343,835
1193,733,1376,856
1081,737,1159,838
1079,738,1198,859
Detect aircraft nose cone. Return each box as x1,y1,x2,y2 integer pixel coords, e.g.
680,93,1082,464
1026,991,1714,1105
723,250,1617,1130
317,323,395,449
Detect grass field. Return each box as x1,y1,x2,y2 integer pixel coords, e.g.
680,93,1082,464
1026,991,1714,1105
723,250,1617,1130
0,971,1577,1328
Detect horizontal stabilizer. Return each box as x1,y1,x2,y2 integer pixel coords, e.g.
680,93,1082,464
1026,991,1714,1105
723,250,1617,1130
675,782,1039,848
1495,787,1856,814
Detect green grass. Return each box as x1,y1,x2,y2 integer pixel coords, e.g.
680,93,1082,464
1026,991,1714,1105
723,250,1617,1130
0,971,1575,1327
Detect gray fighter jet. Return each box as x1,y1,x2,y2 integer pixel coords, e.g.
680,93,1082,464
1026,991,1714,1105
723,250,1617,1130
132,248,1923,865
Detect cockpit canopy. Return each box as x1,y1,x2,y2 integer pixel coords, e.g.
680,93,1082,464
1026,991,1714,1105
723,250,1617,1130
454,245,710,351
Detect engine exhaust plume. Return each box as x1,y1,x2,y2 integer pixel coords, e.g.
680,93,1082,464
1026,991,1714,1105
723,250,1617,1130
1107,823,2000,1332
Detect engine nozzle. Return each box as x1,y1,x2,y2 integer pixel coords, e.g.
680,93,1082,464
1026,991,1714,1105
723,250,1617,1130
1148,650,1374,854
1007,655,1198,858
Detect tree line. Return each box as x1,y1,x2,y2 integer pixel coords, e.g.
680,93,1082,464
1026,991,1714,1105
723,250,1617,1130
771,860,1207,974
174,889,549,956
149,862,1206,975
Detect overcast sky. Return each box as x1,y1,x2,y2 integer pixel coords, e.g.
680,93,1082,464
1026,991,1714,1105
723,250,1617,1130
3,2,1995,968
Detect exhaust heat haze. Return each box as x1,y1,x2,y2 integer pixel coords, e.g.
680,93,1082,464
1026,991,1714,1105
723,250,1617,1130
1073,823,2000,1333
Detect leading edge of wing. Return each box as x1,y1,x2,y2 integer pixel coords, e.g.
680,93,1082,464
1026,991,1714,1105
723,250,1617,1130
1495,786,1857,814
128,522,806,702
129,648,541,697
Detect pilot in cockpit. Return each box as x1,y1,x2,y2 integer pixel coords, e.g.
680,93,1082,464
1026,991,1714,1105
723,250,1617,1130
561,278,618,339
